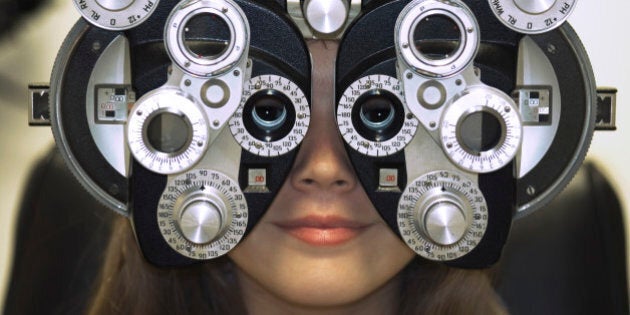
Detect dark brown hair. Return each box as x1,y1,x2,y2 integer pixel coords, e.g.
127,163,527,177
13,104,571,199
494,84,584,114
88,216,508,314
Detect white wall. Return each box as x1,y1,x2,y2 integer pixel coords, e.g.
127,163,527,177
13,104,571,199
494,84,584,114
0,0,628,311
0,0,75,310
570,1,630,274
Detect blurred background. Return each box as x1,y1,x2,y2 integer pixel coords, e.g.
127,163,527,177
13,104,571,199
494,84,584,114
0,0,628,311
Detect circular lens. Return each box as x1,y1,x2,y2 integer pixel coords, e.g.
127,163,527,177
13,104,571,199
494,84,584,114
253,101,288,131
243,90,296,142
352,90,405,142
413,14,462,60
359,98,395,132
146,112,192,154
458,111,503,154
183,13,231,60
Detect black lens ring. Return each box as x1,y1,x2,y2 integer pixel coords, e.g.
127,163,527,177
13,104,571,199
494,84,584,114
351,89,406,142
243,89,296,142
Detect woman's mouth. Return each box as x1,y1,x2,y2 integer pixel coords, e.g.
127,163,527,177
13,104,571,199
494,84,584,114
274,215,373,246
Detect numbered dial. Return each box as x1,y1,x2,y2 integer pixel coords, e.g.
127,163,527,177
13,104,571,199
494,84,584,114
489,0,577,34
158,169,248,260
397,170,488,261
127,88,209,175
73,0,159,30
230,75,310,157
396,0,479,78
337,75,419,157
440,87,522,173
165,0,249,77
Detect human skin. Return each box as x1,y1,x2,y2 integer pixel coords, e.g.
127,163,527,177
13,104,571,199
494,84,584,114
228,40,417,315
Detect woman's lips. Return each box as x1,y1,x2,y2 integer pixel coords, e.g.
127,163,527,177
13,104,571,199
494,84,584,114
274,215,372,246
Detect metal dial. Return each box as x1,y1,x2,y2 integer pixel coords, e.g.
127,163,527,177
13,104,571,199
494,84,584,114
337,75,419,157
127,88,209,175
303,0,349,35
165,0,249,77
489,0,577,34
397,170,488,261
230,75,310,157
440,86,522,173
157,169,248,260
73,0,159,30
395,0,479,78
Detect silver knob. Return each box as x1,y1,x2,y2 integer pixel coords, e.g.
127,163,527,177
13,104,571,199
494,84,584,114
178,199,224,244
398,170,488,261
303,0,349,35
95,0,134,11
423,201,467,246
176,190,229,245
158,169,248,260
513,0,556,14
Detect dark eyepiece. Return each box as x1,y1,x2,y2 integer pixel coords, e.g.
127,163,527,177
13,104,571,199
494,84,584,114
243,89,295,142
352,90,405,142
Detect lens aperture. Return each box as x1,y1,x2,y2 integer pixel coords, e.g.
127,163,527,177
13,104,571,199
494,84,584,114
458,111,503,155
359,96,396,132
244,89,295,142
353,90,404,142
146,111,192,154
413,14,461,61
252,99,288,131
183,13,231,60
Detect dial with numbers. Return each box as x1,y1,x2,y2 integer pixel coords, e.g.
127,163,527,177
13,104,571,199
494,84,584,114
73,0,159,30
230,75,310,157
488,0,577,34
440,86,522,174
337,75,419,157
157,169,248,260
397,170,488,261
127,88,209,175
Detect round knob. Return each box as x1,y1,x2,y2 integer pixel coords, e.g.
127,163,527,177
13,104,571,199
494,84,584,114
178,199,224,244
157,169,248,260
513,0,555,14
95,0,134,11
397,170,488,261
303,0,348,35
422,201,467,246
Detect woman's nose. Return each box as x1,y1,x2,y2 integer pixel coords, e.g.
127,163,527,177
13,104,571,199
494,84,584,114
289,40,357,194
289,117,358,193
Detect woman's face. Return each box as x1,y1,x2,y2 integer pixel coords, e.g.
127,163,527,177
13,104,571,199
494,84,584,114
228,40,416,310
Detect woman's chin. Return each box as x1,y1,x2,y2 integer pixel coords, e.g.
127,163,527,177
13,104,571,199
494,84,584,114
229,225,415,312
233,258,401,312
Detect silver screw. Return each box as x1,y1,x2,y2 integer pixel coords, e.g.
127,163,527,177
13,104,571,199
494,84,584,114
526,185,536,196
